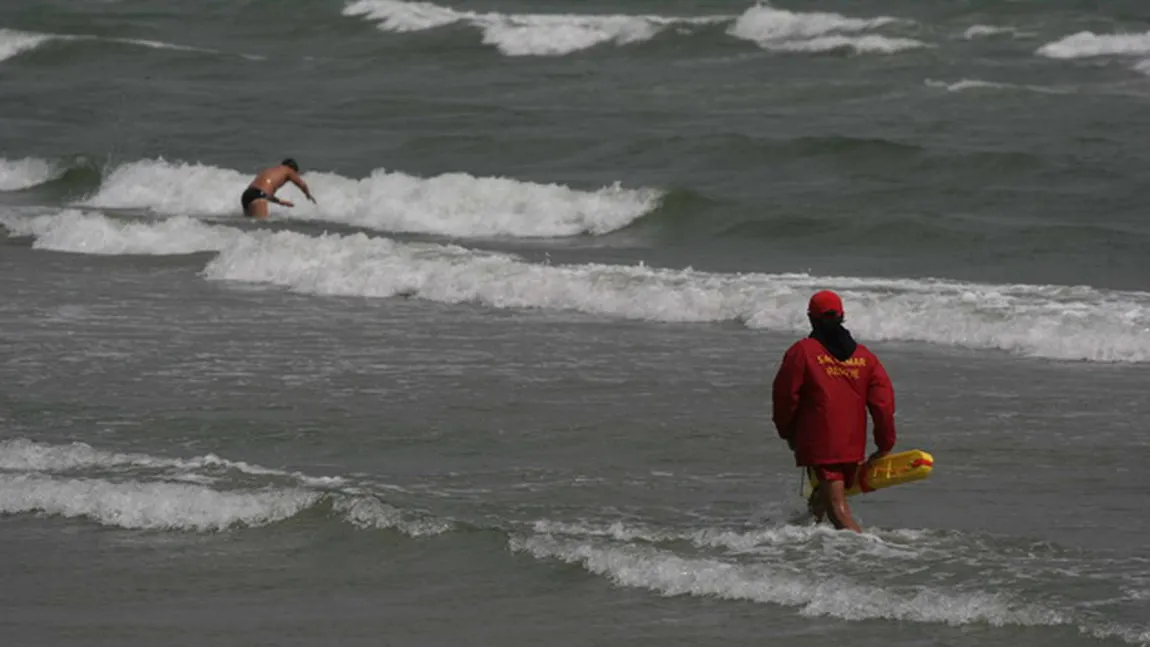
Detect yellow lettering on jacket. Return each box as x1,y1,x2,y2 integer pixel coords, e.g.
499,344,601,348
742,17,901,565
824,365,861,379
815,354,864,379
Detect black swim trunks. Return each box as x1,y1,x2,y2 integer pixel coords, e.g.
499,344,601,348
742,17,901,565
240,187,270,211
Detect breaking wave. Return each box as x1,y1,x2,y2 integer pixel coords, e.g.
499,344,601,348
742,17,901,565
512,520,1150,645
2,438,1147,644
4,211,1149,363
342,0,726,56
0,27,242,64
0,157,64,191
726,5,926,55
78,159,661,238
0,438,449,535
342,1,923,57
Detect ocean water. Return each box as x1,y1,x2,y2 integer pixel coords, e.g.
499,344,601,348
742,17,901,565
1,1,1149,646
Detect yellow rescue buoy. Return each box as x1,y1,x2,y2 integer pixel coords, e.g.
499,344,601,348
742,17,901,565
804,449,934,497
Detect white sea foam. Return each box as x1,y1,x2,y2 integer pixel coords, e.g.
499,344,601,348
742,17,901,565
0,438,346,488
344,0,728,56
345,1,923,57
1037,31,1150,60
477,15,661,57
0,28,230,63
79,159,661,238
926,78,1009,92
343,0,462,32
109,37,205,54
510,534,1067,627
531,519,922,560
2,210,236,255
726,5,922,55
0,473,318,531
6,211,1150,363
0,157,61,191
728,5,897,41
963,25,1027,40
0,438,160,472
769,34,926,55
0,439,454,535
924,79,1070,95
519,521,1150,643
0,28,53,62
333,496,453,536
80,160,251,215
200,229,1150,363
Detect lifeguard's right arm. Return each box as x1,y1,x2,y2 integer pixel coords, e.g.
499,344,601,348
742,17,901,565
771,344,805,445
866,358,896,454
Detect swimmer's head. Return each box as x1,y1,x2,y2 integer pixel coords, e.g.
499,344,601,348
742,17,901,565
281,158,300,172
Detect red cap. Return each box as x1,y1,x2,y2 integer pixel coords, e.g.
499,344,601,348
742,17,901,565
808,290,844,320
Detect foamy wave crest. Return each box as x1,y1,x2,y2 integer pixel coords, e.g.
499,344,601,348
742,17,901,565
1,472,451,537
1,210,237,255
0,437,165,472
0,473,318,531
1082,625,1150,646
0,438,346,488
0,28,231,63
0,28,52,62
0,437,482,541
333,496,453,536
0,157,62,191
79,160,251,215
531,519,920,559
510,534,1066,627
343,0,461,32
1037,31,1150,60
770,34,926,54
344,0,925,57
9,212,1150,362
343,0,726,56
477,15,661,57
518,522,1150,643
305,169,659,236
924,79,1068,95
202,229,1150,363
79,159,660,237
110,38,205,54
926,79,1009,92
727,5,923,55
0,438,463,536
963,25,1028,40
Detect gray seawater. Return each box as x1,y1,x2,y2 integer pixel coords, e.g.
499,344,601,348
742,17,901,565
1,0,1149,645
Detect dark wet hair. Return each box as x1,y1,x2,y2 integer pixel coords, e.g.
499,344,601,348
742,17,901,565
281,158,300,172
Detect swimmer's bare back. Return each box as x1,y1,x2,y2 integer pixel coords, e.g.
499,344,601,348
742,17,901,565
241,159,316,218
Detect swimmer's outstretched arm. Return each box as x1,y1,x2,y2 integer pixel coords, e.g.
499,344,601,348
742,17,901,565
287,169,317,203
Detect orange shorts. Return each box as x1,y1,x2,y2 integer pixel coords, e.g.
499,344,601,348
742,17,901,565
811,463,860,490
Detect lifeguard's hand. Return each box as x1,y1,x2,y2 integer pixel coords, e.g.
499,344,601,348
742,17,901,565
867,450,889,464
280,199,295,208
307,194,317,204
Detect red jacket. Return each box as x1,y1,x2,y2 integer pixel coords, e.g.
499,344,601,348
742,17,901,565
771,337,896,466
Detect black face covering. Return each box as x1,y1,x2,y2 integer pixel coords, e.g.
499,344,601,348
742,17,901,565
809,318,858,361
